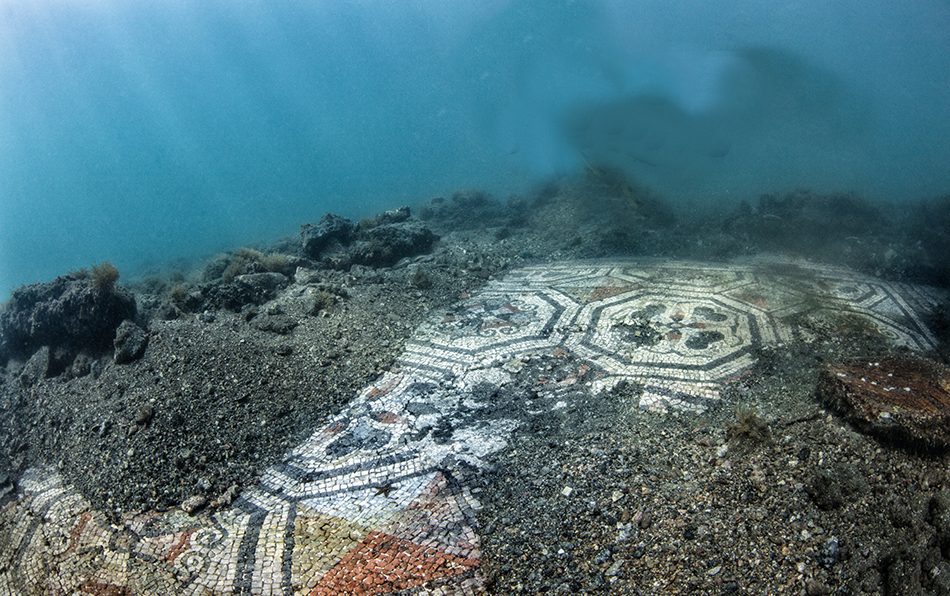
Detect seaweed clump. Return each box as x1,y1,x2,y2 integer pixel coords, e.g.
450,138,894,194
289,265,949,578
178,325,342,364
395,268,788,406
726,405,772,452
90,261,120,291
310,290,336,315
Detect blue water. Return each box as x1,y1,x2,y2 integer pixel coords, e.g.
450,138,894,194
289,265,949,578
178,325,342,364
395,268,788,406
2,0,950,297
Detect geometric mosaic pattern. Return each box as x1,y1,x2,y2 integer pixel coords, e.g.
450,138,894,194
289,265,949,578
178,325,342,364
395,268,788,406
0,259,943,594
404,258,941,412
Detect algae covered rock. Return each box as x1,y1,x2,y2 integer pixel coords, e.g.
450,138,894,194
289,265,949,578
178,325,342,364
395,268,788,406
201,272,290,311
0,270,136,360
419,191,510,230
301,213,355,258
349,222,438,267
362,205,411,228
299,209,438,269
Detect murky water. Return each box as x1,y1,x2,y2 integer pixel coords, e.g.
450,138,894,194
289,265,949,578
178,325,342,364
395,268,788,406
2,0,950,294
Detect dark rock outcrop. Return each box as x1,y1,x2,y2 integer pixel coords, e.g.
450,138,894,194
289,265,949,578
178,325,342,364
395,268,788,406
725,190,883,244
113,321,149,364
301,214,355,259
201,272,290,311
15,344,74,385
806,463,868,510
69,353,95,378
299,210,439,270
908,195,950,287
721,190,904,275
933,491,950,554
235,272,289,303
349,222,438,268
0,273,136,362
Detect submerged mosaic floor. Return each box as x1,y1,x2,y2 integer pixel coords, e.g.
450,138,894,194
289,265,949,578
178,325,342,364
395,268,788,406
0,259,943,594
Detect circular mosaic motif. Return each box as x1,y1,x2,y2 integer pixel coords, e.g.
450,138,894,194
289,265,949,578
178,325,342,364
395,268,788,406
568,294,761,382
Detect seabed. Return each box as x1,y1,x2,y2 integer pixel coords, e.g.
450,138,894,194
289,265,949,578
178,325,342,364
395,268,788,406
0,258,943,594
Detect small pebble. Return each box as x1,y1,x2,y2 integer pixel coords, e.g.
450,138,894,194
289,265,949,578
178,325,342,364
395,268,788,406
593,547,612,565
134,405,154,426
638,511,653,529
818,536,839,568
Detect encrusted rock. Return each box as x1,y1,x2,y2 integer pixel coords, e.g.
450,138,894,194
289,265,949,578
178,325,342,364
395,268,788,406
235,272,289,296
0,272,136,359
932,491,950,547
215,484,241,508
818,536,840,568
69,352,94,378
301,214,355,258
349,222,438,267
419,191,509,229
251,314,299,335
204,272,290,311
818,356,950,449
0,475,13,500
113,320,149,364
806,463,867,510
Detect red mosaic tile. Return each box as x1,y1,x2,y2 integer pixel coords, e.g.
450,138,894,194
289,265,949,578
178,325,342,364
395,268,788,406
166,528,196,563
65,511,92,555
372,411,400,424
78,580,133,596
311,531,477,595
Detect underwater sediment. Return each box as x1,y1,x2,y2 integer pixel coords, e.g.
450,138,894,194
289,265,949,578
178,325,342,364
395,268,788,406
1,179,950,593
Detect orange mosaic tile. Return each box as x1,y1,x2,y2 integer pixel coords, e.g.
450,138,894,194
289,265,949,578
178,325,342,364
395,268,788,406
311,530,478,595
